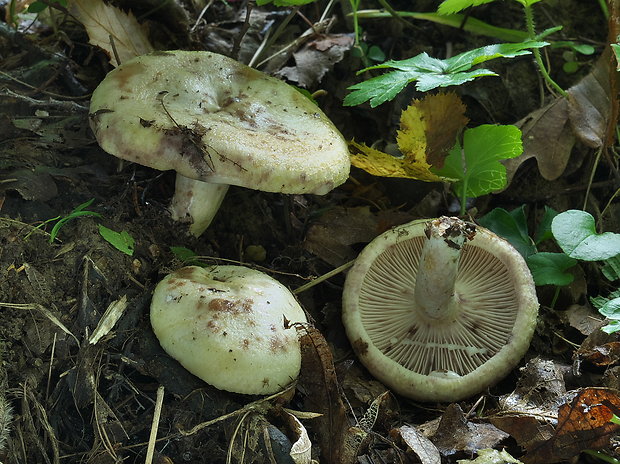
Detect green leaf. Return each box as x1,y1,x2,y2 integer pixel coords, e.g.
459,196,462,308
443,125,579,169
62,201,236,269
49,199,102,243
612,44,620,70
526,252,577,286
344,41,548,107
602,320,620,334
552,210,620,261
433,124,523,198
98,225,135,256
170,246,199,263
533,206,559,245
27,2,49,13
598,297,620,319
602,255,620,281
478,206,536,258
591,289,620,310
437,0,496,15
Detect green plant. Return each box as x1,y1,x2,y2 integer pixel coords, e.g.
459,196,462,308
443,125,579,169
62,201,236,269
98,225,135,256
432,124,524,216
480,208,620,324
25,198,102,243
438,0,567,96
344,41,547,107
478,205,578,290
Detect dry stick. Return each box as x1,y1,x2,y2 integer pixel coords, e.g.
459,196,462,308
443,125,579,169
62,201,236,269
293,260,355,295
145,386,165,464
231,0,255,61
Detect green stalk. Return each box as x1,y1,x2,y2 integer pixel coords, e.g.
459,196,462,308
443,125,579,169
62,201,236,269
352,10,529,43
523,4,567,97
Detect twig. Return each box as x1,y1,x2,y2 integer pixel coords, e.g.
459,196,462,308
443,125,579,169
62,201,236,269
145,386,165,464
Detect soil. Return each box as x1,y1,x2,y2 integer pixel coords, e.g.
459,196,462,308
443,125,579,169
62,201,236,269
0,0,618,463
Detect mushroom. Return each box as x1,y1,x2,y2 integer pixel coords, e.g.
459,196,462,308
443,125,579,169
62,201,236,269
150,265,307,395
89,50,350,236
342,217,539,402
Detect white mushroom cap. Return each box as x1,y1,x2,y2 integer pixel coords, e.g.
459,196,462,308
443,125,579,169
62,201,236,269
150,265,308,394
89,51,350,235
342,218,539,402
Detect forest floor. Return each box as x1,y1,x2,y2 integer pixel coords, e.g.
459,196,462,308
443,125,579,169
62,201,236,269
0,0,619,463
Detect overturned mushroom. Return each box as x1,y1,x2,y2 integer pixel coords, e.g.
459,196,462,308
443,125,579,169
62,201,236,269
150,265,307,395
342,217,539,402
89,50,350,236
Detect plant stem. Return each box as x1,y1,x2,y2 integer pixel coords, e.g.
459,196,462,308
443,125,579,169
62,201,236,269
413,217,475,320
523,4,567,97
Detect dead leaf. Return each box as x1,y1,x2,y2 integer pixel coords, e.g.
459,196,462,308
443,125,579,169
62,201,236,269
505,98,575,185
432,404,509,457
303,206,413,267
393,425,441,464
277,34,354,88
398,92,468,168
69,0,154,67
349,93,467,183
296,325,348,464
0,168,58,201
567,50,615,149
561,304,604,336
457,448,524,464
523,388,620,464
576,326,620,367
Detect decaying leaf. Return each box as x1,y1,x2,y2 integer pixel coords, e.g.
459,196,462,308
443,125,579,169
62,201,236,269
431,404,509,457
457,448,524,464
523,388,620,464
277,34,354,88
505,98,575,185
296,325,348,464
393,425,441,464
568,49,617,149
349,93,467,183
303,206,413,267
505,47,618,185
69,0,154,67
576,326,620,367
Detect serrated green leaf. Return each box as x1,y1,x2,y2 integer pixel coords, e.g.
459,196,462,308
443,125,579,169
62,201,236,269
552,210,620,261
526,252,577,286
478,206,535,258
345,41,548,107
437,0,496,15
344,71,411,107
98,225,135,256
433,124,522,198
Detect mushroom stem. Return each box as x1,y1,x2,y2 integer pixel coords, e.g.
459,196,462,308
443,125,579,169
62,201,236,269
169,173,229,236
413,217,476,320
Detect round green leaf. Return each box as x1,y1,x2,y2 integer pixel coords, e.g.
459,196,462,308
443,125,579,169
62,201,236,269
526,252,576,286
552,210,620,261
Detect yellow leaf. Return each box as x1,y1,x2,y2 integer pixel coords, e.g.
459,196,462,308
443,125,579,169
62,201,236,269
69,0,154,67
348,93,466,183
349,140,454,182
398,92,468,169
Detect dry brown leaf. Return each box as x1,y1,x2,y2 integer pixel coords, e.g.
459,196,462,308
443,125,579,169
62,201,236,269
505,97,575,185
296,325,348,464
523,388,620,464
277,34,354,88
393,425,441,464
431,404,509,457
69,0,154,67
567,50,615,149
